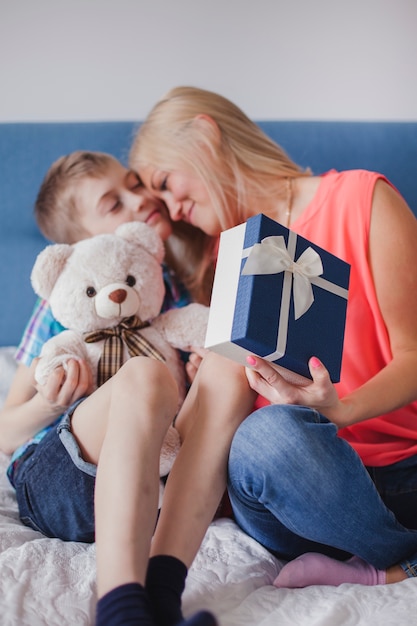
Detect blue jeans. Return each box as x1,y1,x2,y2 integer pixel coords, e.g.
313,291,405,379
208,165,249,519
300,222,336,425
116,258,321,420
12,408,96,543
227,405,417,576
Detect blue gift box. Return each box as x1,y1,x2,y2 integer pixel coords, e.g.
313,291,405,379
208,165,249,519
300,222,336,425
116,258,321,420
205,213,350,382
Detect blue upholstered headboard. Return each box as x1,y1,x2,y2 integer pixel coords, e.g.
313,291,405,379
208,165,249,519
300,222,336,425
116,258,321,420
1,121,417,347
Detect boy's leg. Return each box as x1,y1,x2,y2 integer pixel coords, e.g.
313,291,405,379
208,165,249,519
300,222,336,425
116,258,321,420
146,353,255,624
70,356,178,597
152,352,254,562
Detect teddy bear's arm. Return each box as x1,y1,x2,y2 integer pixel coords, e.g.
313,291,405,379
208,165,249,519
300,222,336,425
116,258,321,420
35,330,93,386
154,303,210,352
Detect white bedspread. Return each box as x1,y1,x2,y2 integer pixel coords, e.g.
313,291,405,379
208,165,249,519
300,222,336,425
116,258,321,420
1,347,416,625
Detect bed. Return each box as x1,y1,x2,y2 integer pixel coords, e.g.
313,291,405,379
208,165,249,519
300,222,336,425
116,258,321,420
1,120,417,625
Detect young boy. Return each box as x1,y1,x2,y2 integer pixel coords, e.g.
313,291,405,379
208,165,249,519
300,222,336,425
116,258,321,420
0,152,254,626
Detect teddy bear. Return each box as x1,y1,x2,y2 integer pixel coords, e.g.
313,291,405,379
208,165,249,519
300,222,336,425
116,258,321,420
30,221,209,498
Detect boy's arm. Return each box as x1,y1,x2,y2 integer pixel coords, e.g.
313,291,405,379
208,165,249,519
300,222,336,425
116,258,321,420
0,297,93,454
0,359,92,455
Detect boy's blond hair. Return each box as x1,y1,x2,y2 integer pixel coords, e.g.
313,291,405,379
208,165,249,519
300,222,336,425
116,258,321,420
34,149,213,305
35,151,119,244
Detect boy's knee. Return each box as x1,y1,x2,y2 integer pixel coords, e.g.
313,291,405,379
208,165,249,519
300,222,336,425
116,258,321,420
116,355,167,381
113,357,178,405
196,352,253,408
199,351,243,381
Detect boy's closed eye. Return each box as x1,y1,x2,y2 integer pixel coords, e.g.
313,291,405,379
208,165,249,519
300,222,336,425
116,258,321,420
126,171,143,191
110,199,122,212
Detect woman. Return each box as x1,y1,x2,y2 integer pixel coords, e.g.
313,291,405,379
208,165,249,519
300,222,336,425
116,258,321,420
130,85,417,588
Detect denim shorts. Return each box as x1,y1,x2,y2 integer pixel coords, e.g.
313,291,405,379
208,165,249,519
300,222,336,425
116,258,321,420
12,401,97,543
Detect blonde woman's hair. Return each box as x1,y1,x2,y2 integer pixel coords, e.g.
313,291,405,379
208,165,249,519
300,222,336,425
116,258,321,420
163,221,215,306
35,151,119,244
130,85,309,304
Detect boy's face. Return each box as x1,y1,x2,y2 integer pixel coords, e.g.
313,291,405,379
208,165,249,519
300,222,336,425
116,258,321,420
75,160,173,242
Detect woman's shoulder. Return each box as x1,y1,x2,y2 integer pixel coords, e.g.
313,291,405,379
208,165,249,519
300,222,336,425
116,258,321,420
319,168,383,184
294,170,383,235
313,169,386,207
295,169,380,205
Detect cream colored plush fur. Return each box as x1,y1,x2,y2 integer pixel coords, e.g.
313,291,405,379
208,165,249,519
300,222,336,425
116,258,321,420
30,221,209,496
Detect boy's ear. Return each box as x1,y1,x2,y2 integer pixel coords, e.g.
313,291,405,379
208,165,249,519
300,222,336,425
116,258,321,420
192,114,221,145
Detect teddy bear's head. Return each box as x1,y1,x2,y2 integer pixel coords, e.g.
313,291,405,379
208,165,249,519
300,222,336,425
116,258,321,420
31,222,166,332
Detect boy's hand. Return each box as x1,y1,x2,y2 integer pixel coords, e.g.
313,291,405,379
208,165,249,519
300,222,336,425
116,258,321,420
185,346,209,383
35,358,93,412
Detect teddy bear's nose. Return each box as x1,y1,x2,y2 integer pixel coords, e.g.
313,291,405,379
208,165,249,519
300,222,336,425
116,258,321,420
109,289,127,304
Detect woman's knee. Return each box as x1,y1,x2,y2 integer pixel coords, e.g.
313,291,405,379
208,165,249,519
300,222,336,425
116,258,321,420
229,404,319,473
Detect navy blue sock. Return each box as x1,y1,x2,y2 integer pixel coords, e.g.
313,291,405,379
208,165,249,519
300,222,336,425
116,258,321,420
146,556,218,626
96,582,154,626
145,555,187,625
178,611,218,626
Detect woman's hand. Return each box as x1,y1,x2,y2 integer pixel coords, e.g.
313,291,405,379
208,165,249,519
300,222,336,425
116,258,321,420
185,346,209,384
245,355,346,426
34,358,93,413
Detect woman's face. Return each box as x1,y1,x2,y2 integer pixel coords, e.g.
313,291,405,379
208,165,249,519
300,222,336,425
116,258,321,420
138,165,223,237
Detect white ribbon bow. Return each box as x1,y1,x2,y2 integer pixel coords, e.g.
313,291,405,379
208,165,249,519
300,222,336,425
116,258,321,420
241,235,324,320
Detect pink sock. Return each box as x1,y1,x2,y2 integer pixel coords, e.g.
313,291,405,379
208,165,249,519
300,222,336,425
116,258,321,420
274,553,386,588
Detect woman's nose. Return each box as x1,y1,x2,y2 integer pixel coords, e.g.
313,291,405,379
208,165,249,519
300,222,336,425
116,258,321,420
164,196,183,221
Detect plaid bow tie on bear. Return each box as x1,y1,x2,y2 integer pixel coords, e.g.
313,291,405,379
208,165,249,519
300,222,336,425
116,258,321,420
84,315,166,387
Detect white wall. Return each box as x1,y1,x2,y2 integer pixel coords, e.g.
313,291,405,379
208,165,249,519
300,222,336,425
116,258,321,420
1,0,416,122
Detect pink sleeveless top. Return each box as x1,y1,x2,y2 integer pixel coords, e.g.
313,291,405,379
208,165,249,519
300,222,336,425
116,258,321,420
289,169,417,466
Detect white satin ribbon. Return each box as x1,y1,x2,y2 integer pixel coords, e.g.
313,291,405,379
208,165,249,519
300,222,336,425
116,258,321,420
239,228,348,363
241,234,324,320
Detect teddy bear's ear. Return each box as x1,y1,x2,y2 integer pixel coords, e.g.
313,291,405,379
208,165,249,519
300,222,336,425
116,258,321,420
115,222,165,263
31,243,74,300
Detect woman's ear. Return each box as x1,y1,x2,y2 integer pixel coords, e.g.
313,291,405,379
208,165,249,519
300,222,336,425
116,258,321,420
192,114,221,144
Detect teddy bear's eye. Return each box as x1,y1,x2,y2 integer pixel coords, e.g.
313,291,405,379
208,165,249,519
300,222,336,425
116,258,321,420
126,275,136,287
86,286,97,298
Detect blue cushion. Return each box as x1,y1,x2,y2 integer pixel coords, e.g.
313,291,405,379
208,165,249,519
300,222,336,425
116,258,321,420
1,121,416,347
